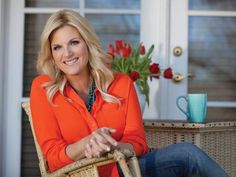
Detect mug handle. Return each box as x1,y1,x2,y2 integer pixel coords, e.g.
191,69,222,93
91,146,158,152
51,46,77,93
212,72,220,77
176,96,189,118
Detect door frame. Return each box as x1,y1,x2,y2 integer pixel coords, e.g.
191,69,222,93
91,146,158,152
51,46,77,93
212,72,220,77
167,0,188,119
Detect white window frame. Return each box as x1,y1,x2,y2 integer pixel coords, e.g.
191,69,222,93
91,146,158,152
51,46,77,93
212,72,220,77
165,0,189,119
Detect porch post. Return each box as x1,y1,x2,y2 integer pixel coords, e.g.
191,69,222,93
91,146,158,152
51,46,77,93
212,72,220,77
2,0,24,176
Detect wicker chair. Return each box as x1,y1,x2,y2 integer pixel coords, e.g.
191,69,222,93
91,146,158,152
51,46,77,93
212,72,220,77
22,102,142,177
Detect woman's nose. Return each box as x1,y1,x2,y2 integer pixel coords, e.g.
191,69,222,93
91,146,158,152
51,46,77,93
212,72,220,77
64,47,72,57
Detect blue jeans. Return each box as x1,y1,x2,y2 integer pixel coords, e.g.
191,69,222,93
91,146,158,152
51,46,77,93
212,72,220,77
118,142,229,177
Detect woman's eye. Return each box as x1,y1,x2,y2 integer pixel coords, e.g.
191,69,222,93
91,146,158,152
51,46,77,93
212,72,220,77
71,40,79,45
52,46,61,51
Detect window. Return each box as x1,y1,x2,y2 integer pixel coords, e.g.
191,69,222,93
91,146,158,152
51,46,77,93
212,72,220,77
188,0,236,121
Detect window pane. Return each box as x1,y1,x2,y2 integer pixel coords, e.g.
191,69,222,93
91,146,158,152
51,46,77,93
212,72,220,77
189,0,236,11
85,0,140,9
25,0,79,8
23,14,50,97
188,17,236,101
86,14,140,50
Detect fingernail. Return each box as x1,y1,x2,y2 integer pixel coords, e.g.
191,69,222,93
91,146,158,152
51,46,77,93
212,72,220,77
106,147,110,151
114,142,118,146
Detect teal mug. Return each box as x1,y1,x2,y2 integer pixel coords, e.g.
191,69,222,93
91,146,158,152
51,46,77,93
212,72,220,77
176,94,207,123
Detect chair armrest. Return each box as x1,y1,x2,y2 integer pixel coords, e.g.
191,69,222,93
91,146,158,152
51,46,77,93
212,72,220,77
48,149,136,177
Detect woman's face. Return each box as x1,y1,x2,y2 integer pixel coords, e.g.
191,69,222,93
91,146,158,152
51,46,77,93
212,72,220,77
50,25,89,77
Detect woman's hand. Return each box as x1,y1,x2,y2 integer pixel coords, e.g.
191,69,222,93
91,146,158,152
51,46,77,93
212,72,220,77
84,127,118,158
66,127,134,160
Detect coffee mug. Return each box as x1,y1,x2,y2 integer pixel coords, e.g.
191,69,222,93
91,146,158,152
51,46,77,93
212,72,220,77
176,93,207,123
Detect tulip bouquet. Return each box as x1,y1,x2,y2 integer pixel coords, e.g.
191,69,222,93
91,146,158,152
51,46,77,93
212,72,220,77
107,39,174,105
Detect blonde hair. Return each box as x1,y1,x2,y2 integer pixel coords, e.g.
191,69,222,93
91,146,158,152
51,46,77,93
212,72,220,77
37,9,119,104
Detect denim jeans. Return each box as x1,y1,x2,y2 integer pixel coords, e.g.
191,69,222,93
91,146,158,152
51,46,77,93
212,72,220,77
118,142,229,177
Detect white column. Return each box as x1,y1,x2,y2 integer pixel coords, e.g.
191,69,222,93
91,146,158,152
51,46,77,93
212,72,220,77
2,0,24,176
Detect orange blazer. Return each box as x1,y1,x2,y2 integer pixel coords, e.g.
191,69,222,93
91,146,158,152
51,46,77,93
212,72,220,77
30,73,148,177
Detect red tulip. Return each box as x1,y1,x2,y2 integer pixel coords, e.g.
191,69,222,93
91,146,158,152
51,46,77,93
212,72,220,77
108,44,115,54
122,48,129,58
149,63,160,74
116,48,126,57
115,40,123,51
139,45,145,55
164,67,173,79
116,43,132,58
116,48,122,55
129,71,140,81
124,43,132,57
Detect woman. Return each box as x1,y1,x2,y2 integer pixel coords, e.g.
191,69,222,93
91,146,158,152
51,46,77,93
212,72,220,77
30,9,229,177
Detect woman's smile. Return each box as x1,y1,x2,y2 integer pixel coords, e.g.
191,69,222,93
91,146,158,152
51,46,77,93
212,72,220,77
63,57,80,65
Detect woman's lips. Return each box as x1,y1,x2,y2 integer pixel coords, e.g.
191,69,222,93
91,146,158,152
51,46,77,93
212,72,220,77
63,57,79,65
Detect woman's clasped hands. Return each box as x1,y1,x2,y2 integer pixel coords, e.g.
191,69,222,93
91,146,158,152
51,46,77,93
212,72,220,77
84,127,118,158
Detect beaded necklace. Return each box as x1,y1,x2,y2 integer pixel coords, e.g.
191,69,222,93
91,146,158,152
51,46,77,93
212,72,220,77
86,81,96,112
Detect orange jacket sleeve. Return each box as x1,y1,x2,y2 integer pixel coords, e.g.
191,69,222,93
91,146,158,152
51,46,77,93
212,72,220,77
119,76,149,156
30,76,74,171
